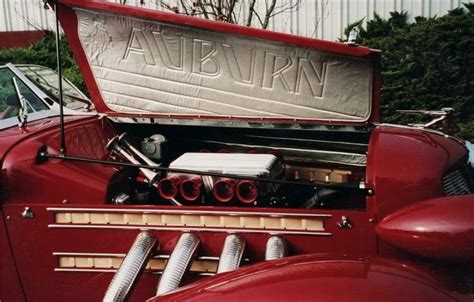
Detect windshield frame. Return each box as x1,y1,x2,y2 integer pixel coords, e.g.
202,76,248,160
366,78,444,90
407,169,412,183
0,63,93,130
15,64,92,110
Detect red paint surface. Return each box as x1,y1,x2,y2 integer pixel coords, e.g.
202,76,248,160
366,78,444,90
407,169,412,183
376,195,474,262
0,115,87,160
0,2,471,300
1,116,116,205
0,209,25,301
56,1,381,126
366,125,467,220
147,255,464,302
0,115,472,300
2,203,375,301
0,30,44,50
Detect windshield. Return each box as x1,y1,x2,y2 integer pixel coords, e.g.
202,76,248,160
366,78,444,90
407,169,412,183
16,65,91,111
0,67,48,120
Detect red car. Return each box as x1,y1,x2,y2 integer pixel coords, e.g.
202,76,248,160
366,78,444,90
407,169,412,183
1,1,473,301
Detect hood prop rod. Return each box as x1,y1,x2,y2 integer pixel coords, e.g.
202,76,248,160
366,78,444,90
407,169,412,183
54,1,66,156
39,152,373,195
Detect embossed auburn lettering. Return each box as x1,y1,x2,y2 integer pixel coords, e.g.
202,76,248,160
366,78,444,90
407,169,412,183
123,28,156,65
192,39,219,76
152,30,184,70
123,28,326,97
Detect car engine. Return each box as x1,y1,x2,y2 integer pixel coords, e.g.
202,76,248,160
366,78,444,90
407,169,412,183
105,131,366,209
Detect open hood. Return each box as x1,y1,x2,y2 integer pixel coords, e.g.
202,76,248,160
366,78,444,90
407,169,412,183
57,0,380,127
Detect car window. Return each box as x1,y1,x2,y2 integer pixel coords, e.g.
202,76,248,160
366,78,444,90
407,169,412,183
16,65,90,111
0,67,48,120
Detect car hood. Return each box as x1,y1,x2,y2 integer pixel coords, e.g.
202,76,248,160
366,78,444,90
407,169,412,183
57,0,380,127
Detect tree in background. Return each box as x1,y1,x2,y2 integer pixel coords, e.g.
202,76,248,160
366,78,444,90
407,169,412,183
122,0,301,29
343,3,474,140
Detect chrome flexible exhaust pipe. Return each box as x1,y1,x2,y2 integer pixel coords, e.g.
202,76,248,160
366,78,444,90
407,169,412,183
103,231,158,302
217,234,246,273
265,236,288,260
156,233,200,296
106,136,160,184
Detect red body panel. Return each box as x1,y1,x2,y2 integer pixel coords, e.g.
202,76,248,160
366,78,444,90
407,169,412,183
147,255,465,302
1,117,471,301
2,203,375,301
0,209,25,301
366,126,467,220
376,195,474,262
0,115,86,160
1,117,116,205
0,1,472,301
0,117,379,300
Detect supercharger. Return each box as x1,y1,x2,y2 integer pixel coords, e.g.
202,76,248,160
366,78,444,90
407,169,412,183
157,153,283,204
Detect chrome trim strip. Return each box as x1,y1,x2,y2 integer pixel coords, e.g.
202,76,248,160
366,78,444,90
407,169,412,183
198,256,219,261
55,268,117,273
0,110,60,130
53,252,126,257
53,252,216,261
46,207,332,218
7,63,54,100
108,116,372,133
54,252,219,275
48,224,332,236
54,268,215,276
198,273,216,276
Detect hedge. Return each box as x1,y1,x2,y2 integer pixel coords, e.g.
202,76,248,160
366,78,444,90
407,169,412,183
344,3,474,140
0,32,85,93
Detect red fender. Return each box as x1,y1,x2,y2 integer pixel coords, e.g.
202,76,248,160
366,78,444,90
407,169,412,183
147,255,466,302
376,195,474,262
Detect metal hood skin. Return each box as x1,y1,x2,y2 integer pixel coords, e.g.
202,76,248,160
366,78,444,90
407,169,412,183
57,0,381,127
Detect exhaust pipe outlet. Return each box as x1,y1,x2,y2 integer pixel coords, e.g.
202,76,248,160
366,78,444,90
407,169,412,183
236,180,258,204
212,178,236,203
217,234,246,273
103,231,158,302
265,236,288,260
179,176,202,202
156,233,200,296
158,176,181,200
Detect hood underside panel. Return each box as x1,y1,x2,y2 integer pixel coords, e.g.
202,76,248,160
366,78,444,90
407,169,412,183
59,1,380,126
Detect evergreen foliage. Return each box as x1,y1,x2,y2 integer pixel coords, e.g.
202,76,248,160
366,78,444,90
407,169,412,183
0,32,85,93
344,3,474,140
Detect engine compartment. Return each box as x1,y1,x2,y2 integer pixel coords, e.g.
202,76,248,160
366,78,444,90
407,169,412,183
105,124,369,210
